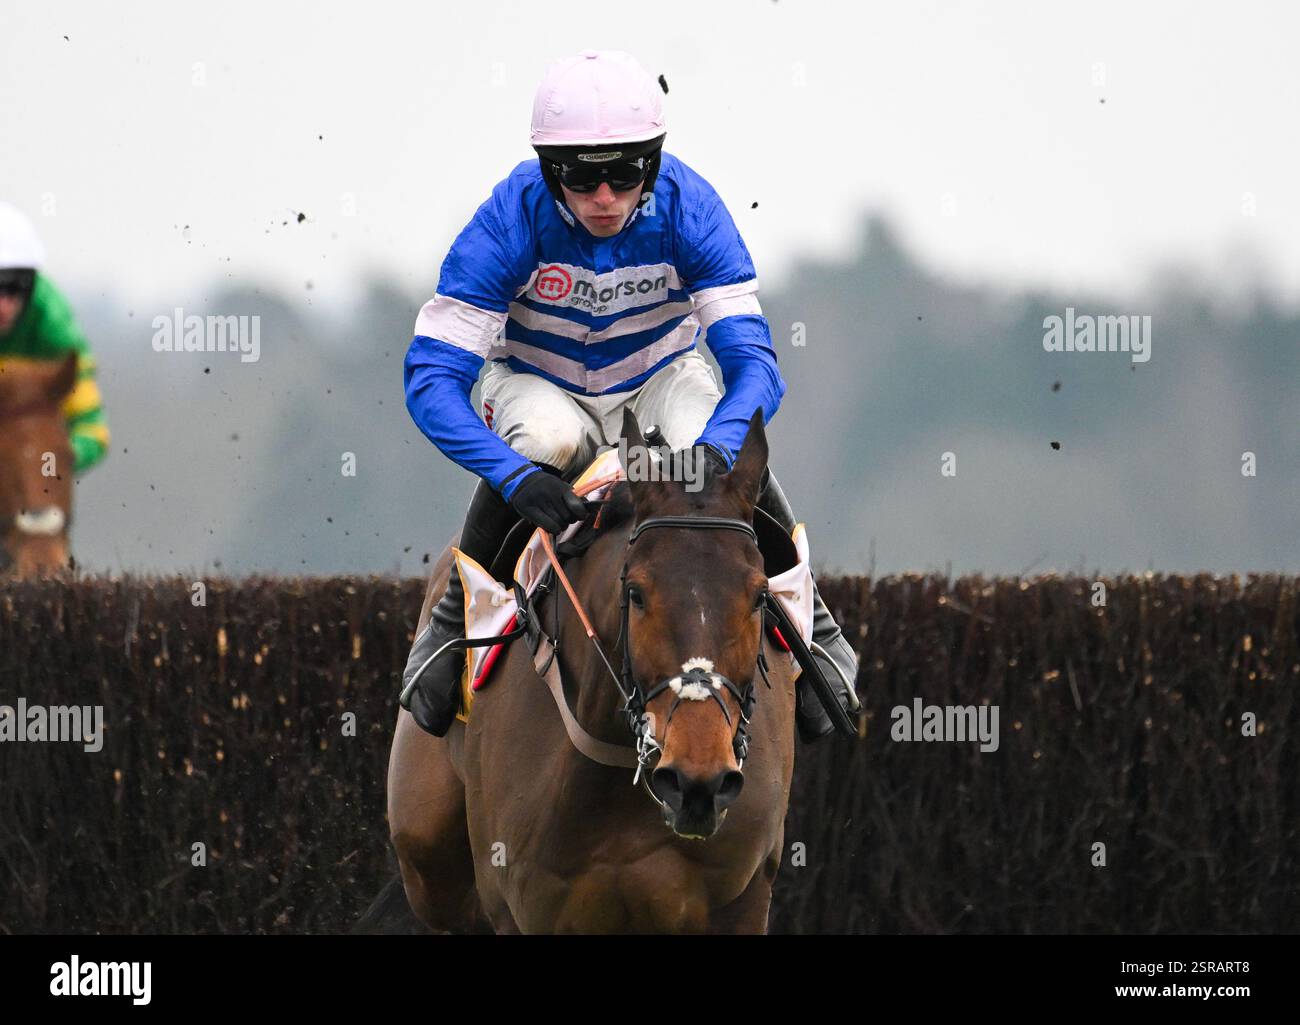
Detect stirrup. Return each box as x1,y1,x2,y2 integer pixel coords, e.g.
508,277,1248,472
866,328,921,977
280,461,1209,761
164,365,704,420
399,629,467,709
809,637,862,712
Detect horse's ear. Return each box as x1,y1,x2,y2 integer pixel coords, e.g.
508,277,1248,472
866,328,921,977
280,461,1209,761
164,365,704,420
620,406,646,454
620,408,655,509
723,409,768,508
47,353,78,403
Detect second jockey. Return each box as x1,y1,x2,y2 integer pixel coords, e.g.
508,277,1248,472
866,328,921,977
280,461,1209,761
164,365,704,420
0,202,110,476
401,50,859,741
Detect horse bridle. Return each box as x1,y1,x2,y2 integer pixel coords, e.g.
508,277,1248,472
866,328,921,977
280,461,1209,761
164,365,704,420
494,498,785,810
614,515,772,779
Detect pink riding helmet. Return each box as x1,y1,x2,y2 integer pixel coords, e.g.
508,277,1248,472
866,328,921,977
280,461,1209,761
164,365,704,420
530,50,666,146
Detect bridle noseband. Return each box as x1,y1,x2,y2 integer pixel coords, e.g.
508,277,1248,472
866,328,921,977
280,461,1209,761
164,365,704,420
616,515,770,782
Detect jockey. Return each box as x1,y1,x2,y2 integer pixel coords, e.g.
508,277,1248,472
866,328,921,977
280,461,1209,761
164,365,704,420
0,202,110,474
401,50,858,741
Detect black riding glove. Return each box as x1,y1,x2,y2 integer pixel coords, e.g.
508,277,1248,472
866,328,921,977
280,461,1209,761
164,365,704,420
693,442,731,474
675,442,730,477
507,469,589,534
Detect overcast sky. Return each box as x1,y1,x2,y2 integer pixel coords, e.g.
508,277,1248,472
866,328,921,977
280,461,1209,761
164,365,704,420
4,0,1298,313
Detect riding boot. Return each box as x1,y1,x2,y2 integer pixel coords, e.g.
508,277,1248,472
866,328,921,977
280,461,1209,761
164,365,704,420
400,476,522,736
755,469,862,743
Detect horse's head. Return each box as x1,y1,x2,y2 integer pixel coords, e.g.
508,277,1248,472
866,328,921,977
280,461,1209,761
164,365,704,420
617,408,771,839
0,354,77,578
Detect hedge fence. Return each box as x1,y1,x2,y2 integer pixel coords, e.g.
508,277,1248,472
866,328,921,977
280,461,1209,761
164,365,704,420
1,573,1296,933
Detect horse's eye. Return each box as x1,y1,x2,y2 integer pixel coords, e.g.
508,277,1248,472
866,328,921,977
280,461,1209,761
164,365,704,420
754,589,769,611
627,586,645,609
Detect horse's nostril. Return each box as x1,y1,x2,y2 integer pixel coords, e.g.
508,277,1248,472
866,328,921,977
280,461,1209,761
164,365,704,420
650,766,684,811
715,770,745,811
659,767,746,817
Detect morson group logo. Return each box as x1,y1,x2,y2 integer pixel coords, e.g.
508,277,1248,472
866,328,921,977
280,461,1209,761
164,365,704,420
528,262,674,316
534,265,573,301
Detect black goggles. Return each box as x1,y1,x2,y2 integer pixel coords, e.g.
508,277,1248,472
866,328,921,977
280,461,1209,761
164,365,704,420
552,156,649,193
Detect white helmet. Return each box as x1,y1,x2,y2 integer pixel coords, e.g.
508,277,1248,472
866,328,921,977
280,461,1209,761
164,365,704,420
0,202,46,271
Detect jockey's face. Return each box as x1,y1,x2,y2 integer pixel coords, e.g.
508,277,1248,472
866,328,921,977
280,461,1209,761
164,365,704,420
0,293,26,334
561,181,641,237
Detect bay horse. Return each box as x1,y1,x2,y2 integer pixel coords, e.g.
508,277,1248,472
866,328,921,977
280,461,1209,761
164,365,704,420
386,409,798,933
0,353,77,578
